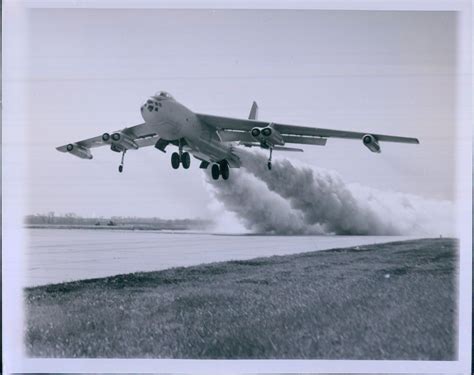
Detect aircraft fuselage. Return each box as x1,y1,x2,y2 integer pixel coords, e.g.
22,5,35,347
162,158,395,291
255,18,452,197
140,95,241,167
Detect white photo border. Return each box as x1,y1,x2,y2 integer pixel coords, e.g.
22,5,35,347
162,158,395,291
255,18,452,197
3,0,472,373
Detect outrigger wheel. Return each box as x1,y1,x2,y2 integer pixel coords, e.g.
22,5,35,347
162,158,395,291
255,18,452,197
267,148,273,170
118,150,126,173
171,152,181,169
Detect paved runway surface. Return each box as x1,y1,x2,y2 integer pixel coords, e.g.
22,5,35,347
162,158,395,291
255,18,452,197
26,228,420,286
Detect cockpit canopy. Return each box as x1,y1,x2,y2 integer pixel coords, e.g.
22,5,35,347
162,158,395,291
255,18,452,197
154,91,174,100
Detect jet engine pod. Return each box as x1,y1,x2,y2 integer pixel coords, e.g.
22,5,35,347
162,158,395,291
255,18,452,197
111,132,138,150
102,132,111,142
250,126,284,146
261,125,284,145
251,127,261,138
362,134,381,153
66,144,93,159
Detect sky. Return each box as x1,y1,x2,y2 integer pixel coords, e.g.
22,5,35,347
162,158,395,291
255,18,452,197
23,9,457,218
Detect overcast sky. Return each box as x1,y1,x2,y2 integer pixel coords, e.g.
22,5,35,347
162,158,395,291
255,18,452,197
24,9,456,218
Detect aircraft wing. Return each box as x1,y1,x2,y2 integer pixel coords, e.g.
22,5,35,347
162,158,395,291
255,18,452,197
196,113,420,146
56,123,160,159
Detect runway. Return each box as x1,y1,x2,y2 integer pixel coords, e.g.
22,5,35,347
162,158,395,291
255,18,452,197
26,228,420,286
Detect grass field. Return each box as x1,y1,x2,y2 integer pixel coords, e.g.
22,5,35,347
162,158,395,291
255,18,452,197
25,238,458,359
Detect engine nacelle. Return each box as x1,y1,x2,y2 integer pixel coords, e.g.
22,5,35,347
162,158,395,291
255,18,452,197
362,134,381,153
66,143,93,159
251,127,262,138
250,125,284,146
110,132,138,150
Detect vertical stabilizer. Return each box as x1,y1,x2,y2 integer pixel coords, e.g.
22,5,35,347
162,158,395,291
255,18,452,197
248,101,259,120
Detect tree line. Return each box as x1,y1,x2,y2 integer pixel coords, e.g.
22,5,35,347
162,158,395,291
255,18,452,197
25,212,212,230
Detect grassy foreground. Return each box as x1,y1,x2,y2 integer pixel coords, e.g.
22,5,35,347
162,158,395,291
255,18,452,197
25,238,458,360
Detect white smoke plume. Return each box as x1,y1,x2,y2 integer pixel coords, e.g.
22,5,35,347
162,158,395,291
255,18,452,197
205,150,454,236
205,167,324,235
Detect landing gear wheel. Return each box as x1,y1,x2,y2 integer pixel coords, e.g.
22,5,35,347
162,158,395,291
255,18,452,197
221,162,230,180
267,148,273,170
181,152,191,169
211,164,220,180
118,150,126,173
171,152,181,169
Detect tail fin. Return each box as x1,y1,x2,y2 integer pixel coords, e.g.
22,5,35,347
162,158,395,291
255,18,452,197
248,101,258,120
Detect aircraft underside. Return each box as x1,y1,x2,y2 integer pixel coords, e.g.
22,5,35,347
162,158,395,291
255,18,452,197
113,135,237,180
165,138,233,181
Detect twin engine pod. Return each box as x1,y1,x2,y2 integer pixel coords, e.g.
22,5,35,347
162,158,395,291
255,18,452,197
102,132,138,151
250,125,284,146
362,134,381,153
66,143,93,159
251,127,272,138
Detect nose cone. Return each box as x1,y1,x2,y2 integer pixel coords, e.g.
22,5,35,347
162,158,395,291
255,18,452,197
140,98,160,121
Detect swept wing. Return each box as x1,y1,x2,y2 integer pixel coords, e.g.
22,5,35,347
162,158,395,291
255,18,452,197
196,113,419,147
56,123,160,158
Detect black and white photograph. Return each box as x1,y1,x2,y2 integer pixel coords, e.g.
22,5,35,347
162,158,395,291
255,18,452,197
2,0,472,374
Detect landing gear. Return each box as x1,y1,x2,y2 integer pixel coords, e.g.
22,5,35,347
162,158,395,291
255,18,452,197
181,152,191,169
199,160,210,169
220,161,230,180
171,152,180,169
211,164,220,180
267,148,273,170
171,139,191,169
210,161,230,180
118,150,126,173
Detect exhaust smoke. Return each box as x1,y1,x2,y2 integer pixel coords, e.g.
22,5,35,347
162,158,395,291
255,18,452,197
205,167,324,234
206,150,454,236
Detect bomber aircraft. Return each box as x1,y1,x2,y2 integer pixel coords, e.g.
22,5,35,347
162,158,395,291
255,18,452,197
57,91,419,180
